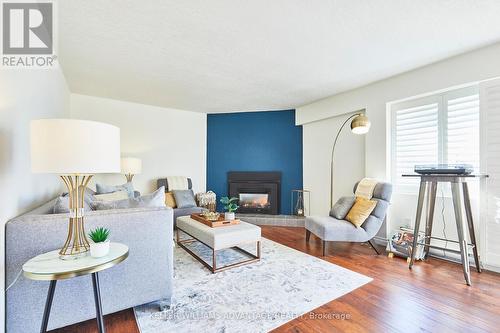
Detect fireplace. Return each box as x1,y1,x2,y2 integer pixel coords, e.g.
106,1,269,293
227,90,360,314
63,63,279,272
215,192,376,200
228,171,281,215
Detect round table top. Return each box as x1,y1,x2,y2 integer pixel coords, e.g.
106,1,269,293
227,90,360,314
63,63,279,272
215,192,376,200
23,242,129,281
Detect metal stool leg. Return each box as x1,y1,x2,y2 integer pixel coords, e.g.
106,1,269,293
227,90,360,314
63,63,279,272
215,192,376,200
92,272,106,333
409,180,427,269
40,280,57,333
462,182,481,273
451,182,471,286
424,181,437,259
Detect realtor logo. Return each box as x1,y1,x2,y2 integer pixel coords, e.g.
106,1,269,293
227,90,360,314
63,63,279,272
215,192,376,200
2,1,56,67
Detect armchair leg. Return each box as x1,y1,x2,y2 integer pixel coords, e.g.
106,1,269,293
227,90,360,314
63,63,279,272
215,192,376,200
367,240,380,255
322,240,326,256
305,229,311,242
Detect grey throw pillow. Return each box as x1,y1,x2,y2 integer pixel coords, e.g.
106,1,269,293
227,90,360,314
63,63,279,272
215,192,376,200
172,189,197,208
330,196,356,220
96,182,135,198
53,193,93,214
92,186,166,210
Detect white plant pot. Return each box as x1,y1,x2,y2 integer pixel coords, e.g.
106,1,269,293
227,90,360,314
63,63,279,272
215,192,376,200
225,212,235,221
90,240,110,258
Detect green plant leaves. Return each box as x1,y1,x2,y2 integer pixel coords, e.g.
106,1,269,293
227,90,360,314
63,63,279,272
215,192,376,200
89,227,110,243
220,196,239,212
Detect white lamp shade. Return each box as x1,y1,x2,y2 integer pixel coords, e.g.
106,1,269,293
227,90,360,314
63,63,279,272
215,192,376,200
30,119,121,174
121,157,142,174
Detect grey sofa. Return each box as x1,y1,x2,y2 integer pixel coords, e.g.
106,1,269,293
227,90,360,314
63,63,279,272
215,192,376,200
6,198,174,333
157,178,207,225
305,181,392,256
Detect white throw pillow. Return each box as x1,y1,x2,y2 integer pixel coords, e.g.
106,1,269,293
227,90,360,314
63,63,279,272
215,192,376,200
93,190,129,202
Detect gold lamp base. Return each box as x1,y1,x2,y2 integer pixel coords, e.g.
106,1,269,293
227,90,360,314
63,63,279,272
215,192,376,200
59,175,93,260
124,173,134,182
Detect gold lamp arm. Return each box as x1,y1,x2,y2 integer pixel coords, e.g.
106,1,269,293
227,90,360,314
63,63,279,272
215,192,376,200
330,113,361,208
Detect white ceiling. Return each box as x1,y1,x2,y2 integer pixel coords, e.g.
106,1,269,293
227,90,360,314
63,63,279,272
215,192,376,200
58,0,500,113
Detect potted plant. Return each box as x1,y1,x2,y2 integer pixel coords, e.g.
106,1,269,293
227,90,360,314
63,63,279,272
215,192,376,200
220,196,239,221
88,227,110,258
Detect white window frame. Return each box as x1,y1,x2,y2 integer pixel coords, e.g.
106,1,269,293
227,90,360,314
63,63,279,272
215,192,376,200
390,85,479,194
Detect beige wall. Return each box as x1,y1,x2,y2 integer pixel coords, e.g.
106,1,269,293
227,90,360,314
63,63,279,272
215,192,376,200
303,112,365,216
70,94,207,195
0,67,70,328
297,42,500,267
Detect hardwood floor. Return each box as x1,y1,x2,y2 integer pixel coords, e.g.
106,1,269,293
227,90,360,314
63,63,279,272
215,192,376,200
51,226,500,333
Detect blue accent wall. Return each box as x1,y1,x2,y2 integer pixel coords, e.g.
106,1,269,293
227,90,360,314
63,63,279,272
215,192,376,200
207,110,303,214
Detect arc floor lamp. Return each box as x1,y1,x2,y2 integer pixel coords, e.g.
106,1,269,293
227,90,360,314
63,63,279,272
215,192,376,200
329,112,371,208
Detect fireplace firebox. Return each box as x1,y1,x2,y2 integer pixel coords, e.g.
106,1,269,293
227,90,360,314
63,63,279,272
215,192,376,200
228,171,281,215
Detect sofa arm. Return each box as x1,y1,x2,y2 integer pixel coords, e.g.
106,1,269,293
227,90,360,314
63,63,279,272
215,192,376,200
6,206,173,333
5,206,173,291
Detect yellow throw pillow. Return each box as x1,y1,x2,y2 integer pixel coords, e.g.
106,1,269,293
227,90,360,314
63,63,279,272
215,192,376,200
346,197,377,228
165,191,177,208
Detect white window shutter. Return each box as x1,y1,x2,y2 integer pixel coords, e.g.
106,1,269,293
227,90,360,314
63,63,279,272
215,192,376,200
445,88,480,171
392,97,439,191
480,78,500,270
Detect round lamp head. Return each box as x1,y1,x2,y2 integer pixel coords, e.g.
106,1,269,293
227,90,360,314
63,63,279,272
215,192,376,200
350,114,371,134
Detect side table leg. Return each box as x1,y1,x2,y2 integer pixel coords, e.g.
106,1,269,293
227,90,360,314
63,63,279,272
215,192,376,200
92,272,106,333
409,180,427,269
40,280,57,333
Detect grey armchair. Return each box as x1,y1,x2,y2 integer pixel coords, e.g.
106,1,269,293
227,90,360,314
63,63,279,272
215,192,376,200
305,181,392,256
157,177,208,225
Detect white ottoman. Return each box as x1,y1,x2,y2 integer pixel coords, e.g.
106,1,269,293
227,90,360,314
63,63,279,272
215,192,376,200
176,216,261,273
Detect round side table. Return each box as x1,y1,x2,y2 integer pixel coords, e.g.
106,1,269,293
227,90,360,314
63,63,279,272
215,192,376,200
22,242,129,333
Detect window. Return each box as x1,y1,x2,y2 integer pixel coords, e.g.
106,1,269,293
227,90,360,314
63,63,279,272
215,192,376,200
391,85,480,192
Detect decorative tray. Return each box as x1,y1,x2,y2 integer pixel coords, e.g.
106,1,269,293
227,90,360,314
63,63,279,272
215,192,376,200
190,213,240,228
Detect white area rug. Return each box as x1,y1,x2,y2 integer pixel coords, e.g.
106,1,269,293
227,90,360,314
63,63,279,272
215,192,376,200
134,238,371,333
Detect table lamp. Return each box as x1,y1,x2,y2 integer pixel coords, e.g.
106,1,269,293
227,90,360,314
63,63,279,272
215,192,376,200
31,119,120,259
121,157,142,182
329,112,370,207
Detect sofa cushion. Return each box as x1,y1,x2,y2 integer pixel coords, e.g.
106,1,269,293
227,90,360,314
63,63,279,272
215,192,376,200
158,177,193,192
371,198,390,220
96,182,135,198
93,190,129,202
53,193,93,214
165,191,177,208
173,206,207,223
305,216,369,242
346,197,377,228
92,187,166,210
353,181,393,201
329,196,356,219
172,189,196,208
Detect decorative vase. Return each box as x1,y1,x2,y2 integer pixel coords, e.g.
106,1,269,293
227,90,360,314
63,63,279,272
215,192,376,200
225,212,235,221
90,240,110,258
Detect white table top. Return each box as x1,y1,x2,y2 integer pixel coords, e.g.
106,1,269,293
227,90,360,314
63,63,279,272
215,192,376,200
23,242,129,281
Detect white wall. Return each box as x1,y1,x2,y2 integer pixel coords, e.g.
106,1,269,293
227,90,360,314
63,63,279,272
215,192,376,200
70,94,207,195
303,112,365,216
297,42,500,264
0,67,70,329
